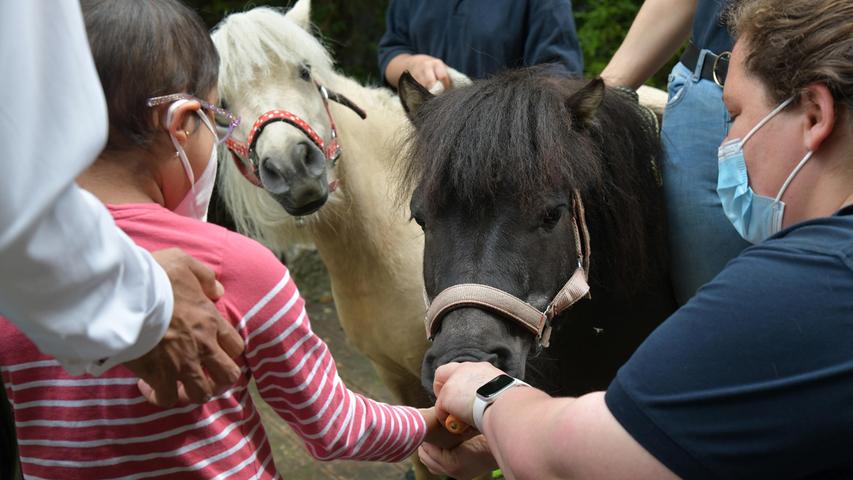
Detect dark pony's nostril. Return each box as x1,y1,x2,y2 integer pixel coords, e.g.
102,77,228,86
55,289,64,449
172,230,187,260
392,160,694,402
489,345,514,371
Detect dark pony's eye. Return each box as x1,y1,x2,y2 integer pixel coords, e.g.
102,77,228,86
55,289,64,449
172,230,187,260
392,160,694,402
298,63,312,81
541,205,565,230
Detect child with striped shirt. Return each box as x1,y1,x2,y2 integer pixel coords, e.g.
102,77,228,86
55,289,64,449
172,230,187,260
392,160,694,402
0,1,453,478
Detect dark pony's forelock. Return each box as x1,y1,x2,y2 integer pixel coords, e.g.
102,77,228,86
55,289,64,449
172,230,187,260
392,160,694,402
399,68,605,213
397,66,666,295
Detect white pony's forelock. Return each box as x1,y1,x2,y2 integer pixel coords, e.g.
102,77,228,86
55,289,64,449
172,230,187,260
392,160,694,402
211,7,333,101
211,6,340,253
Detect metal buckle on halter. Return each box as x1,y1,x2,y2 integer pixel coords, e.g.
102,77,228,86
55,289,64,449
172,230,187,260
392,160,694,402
539,306,554,348
328,129,341,166
539,322,553,349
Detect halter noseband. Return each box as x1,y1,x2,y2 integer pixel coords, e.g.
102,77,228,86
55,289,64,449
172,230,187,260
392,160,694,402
424,190,592,348
224,79,367,189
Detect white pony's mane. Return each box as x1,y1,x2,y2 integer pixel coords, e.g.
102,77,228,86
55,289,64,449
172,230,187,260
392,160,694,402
210,6,400,254
212,7,333,102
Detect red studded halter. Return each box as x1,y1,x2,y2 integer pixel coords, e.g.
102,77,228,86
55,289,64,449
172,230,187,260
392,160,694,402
224,80,366,189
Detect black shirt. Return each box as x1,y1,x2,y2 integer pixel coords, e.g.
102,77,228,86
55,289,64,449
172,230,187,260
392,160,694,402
377,0,583,82
692,0,733,54
607,205,853,478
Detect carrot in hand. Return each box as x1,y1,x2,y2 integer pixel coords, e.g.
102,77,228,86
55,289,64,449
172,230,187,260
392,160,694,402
443,414,469,434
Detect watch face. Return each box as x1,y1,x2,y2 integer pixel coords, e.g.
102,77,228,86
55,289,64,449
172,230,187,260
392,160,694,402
476,374,517,398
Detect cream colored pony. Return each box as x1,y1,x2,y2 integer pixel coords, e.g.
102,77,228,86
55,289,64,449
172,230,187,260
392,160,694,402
212,1,435,471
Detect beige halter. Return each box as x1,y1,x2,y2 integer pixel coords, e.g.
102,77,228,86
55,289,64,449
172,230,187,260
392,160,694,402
424,190,592,348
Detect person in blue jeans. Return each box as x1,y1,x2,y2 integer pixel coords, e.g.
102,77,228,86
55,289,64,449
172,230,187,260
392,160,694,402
378,0,583,91
601,0,749,305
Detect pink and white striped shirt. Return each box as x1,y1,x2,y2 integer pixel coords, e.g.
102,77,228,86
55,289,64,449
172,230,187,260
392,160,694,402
0,203,426,479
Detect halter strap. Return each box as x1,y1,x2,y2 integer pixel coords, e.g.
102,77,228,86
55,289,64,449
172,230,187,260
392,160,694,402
424,190,592,348
224,80,366,188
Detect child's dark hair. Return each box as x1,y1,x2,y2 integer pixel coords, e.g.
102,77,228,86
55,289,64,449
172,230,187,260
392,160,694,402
81,0,219,149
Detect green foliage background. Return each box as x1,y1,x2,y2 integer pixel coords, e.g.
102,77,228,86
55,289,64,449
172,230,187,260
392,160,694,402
186,0,677,89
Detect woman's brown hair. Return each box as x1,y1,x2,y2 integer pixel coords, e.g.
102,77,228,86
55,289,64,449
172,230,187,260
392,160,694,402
727,0,852,114
81,0,219,149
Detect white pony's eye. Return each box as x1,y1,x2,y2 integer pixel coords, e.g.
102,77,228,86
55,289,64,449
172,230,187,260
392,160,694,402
299,64,311,81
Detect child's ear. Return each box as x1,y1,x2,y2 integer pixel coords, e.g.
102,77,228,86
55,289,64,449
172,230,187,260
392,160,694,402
163,99,199,145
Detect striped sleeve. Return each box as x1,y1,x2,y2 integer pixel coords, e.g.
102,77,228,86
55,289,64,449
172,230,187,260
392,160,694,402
220,236,426,462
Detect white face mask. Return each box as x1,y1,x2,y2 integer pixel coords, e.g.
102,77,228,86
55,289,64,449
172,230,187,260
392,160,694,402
167,100,218,221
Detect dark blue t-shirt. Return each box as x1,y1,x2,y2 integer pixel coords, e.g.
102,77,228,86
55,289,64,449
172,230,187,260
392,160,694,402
607,205,853,479
692,0,733,54
377,0,583,83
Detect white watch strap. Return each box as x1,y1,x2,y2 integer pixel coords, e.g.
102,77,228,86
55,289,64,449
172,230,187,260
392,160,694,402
472,378,529,432
472,394,489,432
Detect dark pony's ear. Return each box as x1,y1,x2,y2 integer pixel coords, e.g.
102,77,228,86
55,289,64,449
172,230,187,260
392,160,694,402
566,78,605,129
398,71,435,120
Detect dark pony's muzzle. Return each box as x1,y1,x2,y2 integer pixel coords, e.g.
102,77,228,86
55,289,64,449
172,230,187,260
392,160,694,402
420,307,519,395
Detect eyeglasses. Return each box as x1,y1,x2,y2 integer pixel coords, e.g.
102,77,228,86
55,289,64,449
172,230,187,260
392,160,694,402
146,93,241,144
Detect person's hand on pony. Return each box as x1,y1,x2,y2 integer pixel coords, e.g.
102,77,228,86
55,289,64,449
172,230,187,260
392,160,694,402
401,54,452,93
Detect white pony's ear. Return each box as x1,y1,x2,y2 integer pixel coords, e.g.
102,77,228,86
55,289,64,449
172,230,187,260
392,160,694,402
286,0,311,31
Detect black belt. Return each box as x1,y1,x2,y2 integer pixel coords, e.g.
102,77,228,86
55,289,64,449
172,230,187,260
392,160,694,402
679,42,730,86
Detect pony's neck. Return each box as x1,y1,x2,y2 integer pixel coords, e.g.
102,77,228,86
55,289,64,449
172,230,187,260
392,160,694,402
307,71,420,289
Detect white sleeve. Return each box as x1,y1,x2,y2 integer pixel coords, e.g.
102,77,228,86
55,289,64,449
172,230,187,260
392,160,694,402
0,1,173,375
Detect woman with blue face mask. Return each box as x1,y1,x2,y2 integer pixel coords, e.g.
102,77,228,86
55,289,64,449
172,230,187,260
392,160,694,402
417,1,853,479
717,96,811,244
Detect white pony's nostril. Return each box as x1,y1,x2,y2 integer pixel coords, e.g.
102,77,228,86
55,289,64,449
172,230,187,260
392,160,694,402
259,158,290,194
291,141,325,178
304,145,326,177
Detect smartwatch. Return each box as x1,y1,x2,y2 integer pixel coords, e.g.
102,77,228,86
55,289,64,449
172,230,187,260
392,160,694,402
472,374,530,432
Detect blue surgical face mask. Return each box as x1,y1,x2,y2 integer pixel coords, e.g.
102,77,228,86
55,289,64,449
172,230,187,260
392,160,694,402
717,97,813,244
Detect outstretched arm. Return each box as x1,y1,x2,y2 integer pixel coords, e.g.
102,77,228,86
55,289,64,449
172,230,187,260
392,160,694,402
226,238,454,461
426,362,677,480
600,0,697,89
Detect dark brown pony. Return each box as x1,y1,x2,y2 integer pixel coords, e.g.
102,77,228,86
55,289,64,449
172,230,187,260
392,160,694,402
398,67,677,396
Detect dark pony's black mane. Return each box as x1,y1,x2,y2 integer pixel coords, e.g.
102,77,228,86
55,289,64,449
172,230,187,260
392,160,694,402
399,66,667,297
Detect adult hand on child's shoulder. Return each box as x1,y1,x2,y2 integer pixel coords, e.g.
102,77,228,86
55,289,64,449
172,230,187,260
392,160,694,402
125,248,245,407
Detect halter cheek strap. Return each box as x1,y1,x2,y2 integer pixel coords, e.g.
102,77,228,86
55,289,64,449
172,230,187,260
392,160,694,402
424,190,592,348
224,80,366,188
